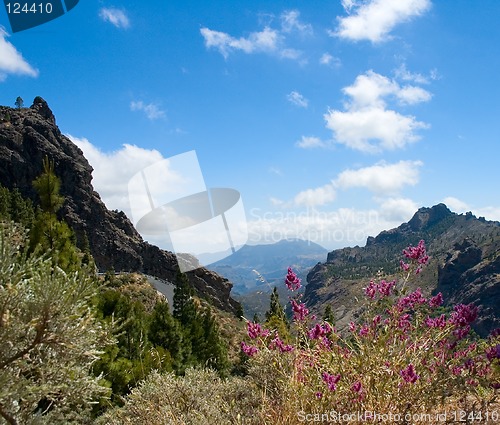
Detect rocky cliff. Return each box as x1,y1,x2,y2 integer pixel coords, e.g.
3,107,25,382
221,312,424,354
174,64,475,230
0,97,240,314
304,204,500,336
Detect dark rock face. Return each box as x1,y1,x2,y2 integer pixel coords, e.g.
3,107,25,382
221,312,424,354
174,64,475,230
437,238,500,336
304,204,500,336
0,98,240,314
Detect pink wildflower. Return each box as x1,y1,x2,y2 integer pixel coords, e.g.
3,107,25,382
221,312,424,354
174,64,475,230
322,372,341,391
400,364,419,384
425,314,447,329
247,321,269,339
291,299,309,321
308,322,332,340
378,279,396,297
428,292,443,308
241,341,258,357
285,267,301,291
270,336,294,353
351,381,363,393
364,280,377,299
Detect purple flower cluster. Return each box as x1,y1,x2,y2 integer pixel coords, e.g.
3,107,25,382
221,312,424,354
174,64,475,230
428,292,443,308
247,321,270,339
400,363,419,384
401,240,429,274
322,372,341,391
486,344,500,361
291,299,309,321
425,314,447,329
397,288,427,310
270,336,294,353
285,267,301,291
308,322,333,340
364,279,396,299
450,303,478,328
241,341,258,357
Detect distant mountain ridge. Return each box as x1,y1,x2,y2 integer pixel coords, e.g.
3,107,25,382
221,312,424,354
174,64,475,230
304,204,500,336
209,239,327,294
0,97,240,314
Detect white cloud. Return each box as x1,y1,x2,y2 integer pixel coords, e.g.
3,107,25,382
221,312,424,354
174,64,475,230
67,135,166,215
0,28,38,81
336,160,423,194
324,70,430,153
99,7,130,29
200,11,309,61
394,63,432,84
247,205,416,249
335,0,431,43
319,52,341,67
295,136,329,149
378,197,419,221
441,198,500,222
130,101,166,120
200,27,280,58
294,183,336,207
442,196,469,213
280,10,313,35
287,91,308,108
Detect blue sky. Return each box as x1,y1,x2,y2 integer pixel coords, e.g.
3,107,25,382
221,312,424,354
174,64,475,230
1,0,500,251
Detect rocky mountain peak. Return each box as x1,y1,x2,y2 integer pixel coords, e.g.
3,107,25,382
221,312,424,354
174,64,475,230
0,97,241,314
407,203,453,231
30,96,56,123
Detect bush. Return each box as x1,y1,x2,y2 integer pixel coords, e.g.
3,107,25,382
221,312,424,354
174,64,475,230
241,241,500,422
96,368,264,425
0,222,111,424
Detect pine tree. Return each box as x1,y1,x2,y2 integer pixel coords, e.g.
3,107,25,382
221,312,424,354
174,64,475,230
323,304,335,325
14,96,23,109
264,287,290,341
173,271,197,327
30,157,80,271
198,308,229,375
148,300,185,372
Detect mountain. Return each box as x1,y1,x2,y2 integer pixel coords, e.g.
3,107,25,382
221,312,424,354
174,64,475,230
209,239,327,294
0,97,240,314
304,204,500,336
207,239,327,319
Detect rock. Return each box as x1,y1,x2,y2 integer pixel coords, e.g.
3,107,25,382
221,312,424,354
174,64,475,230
0,98,241,314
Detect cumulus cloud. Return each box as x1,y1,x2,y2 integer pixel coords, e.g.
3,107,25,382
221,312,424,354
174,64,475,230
295,136,329,149
294,183,336,207
335,0,431,43
287,91,309,108
442,196,469,213
324,70,430,153
67,135,166,215
247,204,416,249
336,160,423,194
0,28,38,81
99,7,130,29
378,197,419,221
130,101,166,120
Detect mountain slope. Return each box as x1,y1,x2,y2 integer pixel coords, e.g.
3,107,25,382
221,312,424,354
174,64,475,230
209,239,327,295
0,97,240,314
304,204,500,336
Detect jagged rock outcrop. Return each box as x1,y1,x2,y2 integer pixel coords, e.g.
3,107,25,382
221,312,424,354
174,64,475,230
0,98,240,314
437,238,500,336
304,204,500,336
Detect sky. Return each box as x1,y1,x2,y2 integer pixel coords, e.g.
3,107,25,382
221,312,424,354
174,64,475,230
1,0,500,253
